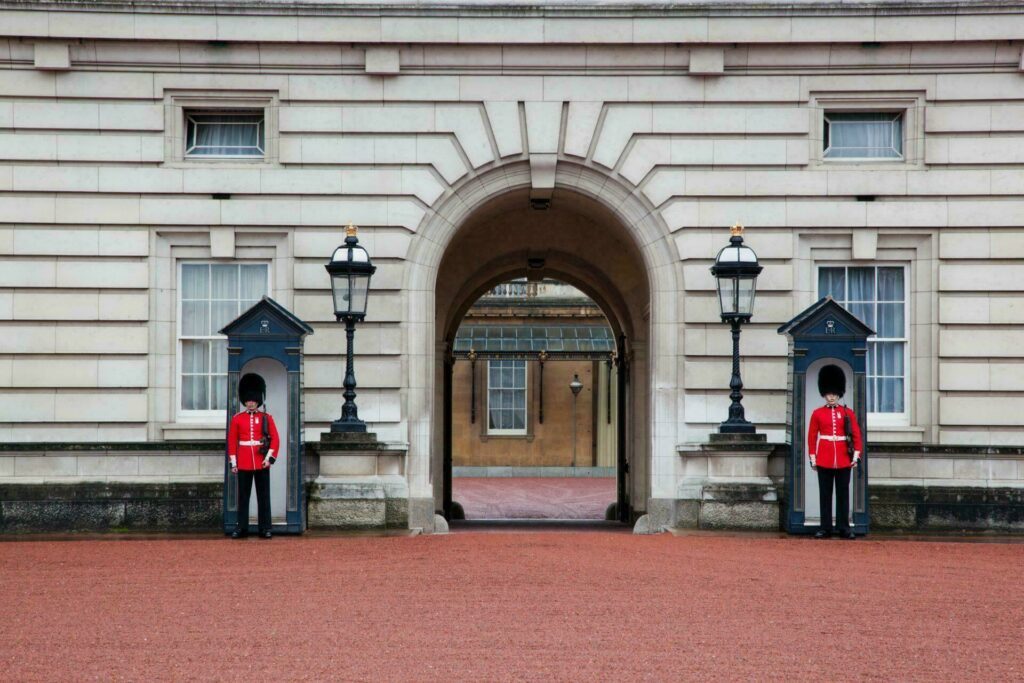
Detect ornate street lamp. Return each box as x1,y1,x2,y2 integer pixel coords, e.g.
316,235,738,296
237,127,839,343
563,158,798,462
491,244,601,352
569,373,583,467
709,223,763,434
325,222,376,433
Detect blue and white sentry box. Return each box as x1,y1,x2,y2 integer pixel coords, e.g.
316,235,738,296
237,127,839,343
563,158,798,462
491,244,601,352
220,296,313,535
778,297,874,536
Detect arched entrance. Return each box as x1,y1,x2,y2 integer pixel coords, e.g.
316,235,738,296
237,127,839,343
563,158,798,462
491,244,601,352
403,161,681,531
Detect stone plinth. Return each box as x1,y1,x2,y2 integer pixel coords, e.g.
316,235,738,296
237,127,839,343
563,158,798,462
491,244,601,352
306,432,410,531
676,433,780,531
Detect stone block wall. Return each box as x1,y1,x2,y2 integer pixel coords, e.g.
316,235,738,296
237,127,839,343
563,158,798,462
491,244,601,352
0,2,1022,527
0,443,223,532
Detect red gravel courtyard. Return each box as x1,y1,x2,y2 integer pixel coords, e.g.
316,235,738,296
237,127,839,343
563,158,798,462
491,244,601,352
1,531,1022,681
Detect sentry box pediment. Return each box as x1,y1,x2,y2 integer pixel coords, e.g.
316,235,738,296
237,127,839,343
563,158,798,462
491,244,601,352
220,295,314,345
777,296,875,343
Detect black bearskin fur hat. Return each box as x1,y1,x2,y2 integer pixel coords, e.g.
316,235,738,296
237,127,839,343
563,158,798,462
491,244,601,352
238,373,266,406
817,364,846,398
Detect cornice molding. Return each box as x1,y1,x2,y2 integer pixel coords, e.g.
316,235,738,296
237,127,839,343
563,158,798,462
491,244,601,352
2,0,1023,17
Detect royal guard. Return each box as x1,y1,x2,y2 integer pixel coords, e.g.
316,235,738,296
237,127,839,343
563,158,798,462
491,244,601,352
228,373,280,539
807,364,863,539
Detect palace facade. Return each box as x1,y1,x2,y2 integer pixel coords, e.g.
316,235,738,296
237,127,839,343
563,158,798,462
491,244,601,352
1,0,1023,532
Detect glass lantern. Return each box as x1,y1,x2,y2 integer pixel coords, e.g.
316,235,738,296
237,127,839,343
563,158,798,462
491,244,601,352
325,223,376,319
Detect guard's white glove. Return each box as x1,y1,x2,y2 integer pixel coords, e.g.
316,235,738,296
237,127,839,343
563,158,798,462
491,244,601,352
809,455,817,471
852,452,861,468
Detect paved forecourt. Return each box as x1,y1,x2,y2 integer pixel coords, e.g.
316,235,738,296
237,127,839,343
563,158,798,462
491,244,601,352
1,532,1021,680
452,477,616,519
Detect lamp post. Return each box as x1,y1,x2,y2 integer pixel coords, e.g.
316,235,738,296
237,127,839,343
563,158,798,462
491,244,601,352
569,373,583,467
709,223,763,434
325,222,376,433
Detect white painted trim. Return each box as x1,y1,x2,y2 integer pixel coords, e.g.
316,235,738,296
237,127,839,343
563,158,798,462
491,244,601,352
485,359,528,437
175,259,272,422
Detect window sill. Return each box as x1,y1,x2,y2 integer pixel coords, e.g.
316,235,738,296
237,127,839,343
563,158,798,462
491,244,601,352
163,159,278,170
866,424,924,444
162,422,224,441
814,159,922,172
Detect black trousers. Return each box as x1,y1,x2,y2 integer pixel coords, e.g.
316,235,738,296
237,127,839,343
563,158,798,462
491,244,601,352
817,466,852,533
237,468,272,533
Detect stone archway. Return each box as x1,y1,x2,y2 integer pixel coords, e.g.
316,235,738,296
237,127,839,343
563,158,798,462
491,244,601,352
403,161,681,532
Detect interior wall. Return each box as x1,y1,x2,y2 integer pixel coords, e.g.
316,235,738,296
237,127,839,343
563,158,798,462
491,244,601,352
803,358,855,526
452,359,598,468
239,357,288,524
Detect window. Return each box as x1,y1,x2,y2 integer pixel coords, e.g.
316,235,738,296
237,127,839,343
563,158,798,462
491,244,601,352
824,112,903,160
179,263,269,414
184,110,265,159
818,266,907,415
487,360,527,435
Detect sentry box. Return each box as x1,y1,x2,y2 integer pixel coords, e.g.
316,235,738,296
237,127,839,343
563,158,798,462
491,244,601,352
220,296,313,535
778,297,873,536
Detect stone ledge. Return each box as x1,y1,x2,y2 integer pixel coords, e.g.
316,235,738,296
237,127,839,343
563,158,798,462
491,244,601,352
874,478,1024,489
2,0,1013,19
307,436,401,454
678,442,1024,457
679,441,786,455
0,481,222,532
869,484,1024,532
872,444,1024,457
0,442,223,453
0,476,221,485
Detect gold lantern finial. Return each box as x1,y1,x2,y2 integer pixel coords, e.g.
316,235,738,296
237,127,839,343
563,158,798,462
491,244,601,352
345,222,358,238
731,222,744,237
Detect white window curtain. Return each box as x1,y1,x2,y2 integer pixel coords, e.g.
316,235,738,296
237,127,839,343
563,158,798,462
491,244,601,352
487,360,527,433
180,262,269,412
818,266,907,414
825,112,903,159
185,111,265,158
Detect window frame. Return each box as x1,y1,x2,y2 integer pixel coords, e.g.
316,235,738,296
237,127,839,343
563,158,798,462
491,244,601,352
816,263,911,425
809,92,924,169
163,91,279,167
184,109,266,160
176,260,271,422
486,359,529,436
823,111,904,161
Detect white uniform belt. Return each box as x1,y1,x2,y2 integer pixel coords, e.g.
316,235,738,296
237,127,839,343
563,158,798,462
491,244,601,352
818,435,846,442
239,440,262,446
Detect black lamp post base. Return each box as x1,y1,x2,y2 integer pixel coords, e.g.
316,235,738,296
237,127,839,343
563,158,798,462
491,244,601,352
719,421,757,435
330,419,367,433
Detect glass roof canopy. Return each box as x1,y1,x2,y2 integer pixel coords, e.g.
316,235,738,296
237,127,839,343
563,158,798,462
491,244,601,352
453,324,615,358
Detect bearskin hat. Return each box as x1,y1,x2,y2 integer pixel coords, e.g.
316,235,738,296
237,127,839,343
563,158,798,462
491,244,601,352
238,373,266,407
817,364,846,398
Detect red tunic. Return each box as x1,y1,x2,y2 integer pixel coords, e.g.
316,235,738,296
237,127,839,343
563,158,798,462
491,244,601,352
807,404,863,469
227,410,281,471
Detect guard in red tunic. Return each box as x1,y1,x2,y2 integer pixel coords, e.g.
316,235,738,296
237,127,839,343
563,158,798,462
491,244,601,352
228,373,280,539
808,364,863,539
